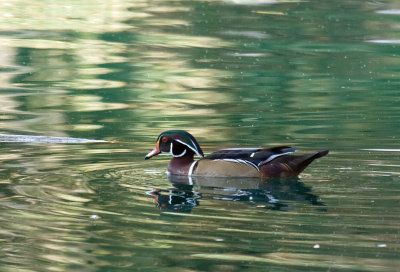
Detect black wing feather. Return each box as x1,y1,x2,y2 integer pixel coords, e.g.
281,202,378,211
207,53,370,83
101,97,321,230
205,146,296,166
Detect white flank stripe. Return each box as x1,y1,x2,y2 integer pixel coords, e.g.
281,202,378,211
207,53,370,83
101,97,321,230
188,176,193,185
188,161,198,176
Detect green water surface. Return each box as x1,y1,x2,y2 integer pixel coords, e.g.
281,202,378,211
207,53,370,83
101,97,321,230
0,0,400,271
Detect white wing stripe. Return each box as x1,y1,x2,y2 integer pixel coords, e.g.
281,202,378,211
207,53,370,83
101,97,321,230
212,158,259,172
258,151,293,165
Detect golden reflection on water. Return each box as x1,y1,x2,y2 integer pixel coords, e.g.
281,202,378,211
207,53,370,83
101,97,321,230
192,252,400,271
0,0,234,139
69,95,128,111
0,1,134,32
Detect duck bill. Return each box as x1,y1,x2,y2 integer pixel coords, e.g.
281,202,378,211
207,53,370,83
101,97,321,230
145,141,161,160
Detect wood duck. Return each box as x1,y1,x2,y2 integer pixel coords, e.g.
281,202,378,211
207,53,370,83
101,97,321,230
145,130,328,178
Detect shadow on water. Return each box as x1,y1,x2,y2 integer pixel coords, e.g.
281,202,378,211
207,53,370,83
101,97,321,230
147,174,325,213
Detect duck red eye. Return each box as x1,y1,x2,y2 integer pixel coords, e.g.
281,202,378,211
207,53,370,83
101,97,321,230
161,137,168,143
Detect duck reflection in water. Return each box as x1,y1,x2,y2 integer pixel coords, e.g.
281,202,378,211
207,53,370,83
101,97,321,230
147,174,325,213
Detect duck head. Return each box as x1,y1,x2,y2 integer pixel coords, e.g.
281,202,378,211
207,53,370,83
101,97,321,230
145,130,204,160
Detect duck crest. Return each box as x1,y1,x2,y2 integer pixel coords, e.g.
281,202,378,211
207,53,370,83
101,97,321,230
159,130,204,158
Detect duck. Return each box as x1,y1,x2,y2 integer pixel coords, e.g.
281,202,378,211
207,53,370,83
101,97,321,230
145,130,328,178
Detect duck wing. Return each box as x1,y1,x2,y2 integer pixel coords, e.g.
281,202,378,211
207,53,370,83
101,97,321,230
205,146,296,167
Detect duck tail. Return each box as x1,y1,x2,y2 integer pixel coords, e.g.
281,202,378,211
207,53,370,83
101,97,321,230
260,150,329,178
286,150,329,175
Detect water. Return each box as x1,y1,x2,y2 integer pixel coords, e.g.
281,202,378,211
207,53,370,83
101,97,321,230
1,0,400,271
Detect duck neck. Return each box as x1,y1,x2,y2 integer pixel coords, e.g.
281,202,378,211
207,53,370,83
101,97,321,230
168,151,195,176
